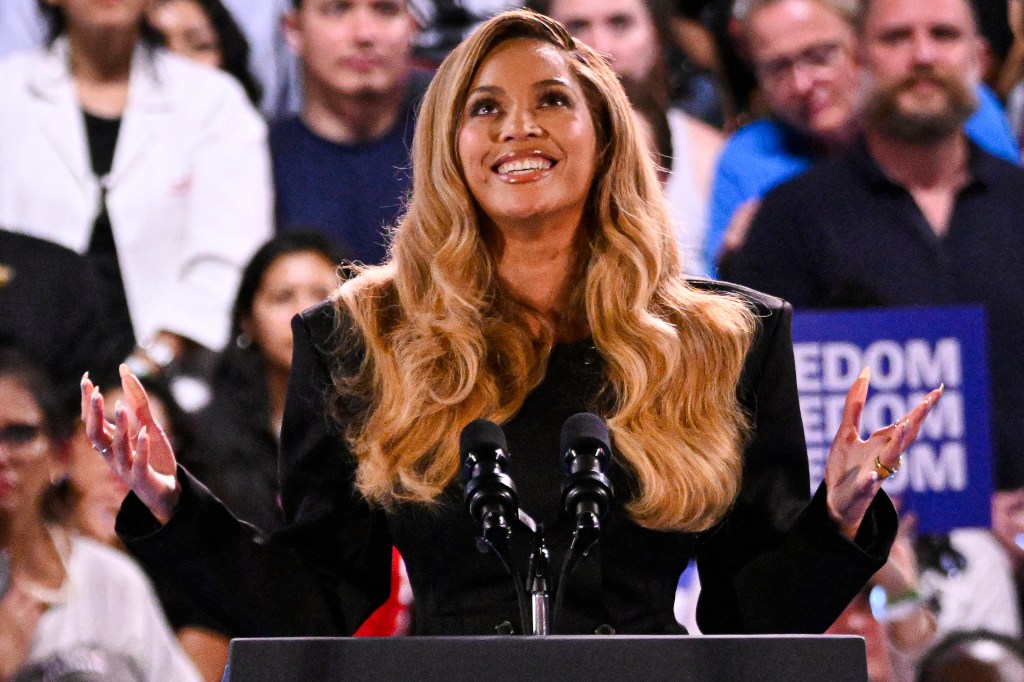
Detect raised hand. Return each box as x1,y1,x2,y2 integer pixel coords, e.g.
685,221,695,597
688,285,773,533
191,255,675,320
80,365,181,524
825,367,943,539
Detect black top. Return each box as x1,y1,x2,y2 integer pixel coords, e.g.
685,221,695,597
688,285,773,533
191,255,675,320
84,111,120,179
720,139,1024,490
116,281,895,637
185,347,282,534
82,110,135,348
0,229,132,401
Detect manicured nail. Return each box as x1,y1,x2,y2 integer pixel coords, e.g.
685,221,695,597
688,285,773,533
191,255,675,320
80,371,90,388
858,367,870,381
91,386,101,402
119,363,130,378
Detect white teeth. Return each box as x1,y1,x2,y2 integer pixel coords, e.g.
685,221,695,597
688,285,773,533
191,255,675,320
497,157,553,175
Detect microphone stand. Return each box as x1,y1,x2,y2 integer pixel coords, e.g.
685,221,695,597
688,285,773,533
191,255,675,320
474,527,531,636
526,524,551,635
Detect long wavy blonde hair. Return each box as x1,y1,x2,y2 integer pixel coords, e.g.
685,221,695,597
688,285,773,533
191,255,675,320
330,9,756,532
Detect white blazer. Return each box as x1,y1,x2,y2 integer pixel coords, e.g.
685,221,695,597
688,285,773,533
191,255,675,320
0,40,273,350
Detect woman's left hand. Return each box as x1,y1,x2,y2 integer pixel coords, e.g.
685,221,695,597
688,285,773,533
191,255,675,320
825,368,943,539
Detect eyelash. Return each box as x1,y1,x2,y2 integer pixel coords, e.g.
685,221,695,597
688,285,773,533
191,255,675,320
467,89,573,117
539,89,572,108
468,97,498,117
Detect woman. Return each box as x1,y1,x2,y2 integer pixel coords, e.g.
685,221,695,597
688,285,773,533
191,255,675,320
0,347,199,681
0,0,272,368
83,10,939,638
147,0,263,106
185,233,342,534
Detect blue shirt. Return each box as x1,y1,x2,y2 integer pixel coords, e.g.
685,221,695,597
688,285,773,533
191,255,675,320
703,83,1020,277
270,70,431,265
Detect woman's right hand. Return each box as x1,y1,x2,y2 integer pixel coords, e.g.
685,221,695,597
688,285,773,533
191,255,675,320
81,365,181,525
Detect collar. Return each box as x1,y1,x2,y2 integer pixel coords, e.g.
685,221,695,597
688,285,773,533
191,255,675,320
847,134,999,192
766,117,822,161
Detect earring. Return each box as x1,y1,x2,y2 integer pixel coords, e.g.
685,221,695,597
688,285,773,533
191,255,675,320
236,332,252,350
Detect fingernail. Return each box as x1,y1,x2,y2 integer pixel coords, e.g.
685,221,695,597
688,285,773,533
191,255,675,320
119,363,130,378
80,371,89,388
858,366,870,381
91,386,101,402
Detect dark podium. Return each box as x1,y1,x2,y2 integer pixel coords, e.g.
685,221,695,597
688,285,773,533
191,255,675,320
225,635,867,681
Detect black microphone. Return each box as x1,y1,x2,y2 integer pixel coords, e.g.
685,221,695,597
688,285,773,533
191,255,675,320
553,413,615,633
460,418,518,555
559,412,614,535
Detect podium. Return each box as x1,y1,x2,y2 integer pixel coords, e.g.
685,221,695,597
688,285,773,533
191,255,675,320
225,635,867,681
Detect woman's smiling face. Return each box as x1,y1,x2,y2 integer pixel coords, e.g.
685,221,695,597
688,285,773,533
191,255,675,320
457,37,598,235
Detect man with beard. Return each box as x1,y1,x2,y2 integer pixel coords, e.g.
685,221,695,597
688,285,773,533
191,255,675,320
271,0,431,264
703,0,1018,277
721,0,1024,604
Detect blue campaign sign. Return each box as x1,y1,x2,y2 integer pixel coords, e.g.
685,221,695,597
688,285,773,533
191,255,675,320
791,306,992,533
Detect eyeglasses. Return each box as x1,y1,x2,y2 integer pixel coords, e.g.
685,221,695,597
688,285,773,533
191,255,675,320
756,41,848,85
0,423,46,464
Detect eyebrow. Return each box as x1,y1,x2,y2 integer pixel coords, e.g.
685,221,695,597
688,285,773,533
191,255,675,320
467,78,575,96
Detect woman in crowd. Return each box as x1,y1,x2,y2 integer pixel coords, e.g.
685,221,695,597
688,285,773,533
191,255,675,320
185,233,342,534
147,0,263,106
530,0,725,276
0,0,271,371
0,346,199,681
83,10,939,638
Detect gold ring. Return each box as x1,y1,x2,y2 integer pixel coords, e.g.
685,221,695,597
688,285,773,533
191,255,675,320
875,455,902,480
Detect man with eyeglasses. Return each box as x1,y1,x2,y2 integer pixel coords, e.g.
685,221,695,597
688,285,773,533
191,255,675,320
702,0,1018,277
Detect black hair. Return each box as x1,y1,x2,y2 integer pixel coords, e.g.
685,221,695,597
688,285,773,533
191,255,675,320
37,0,165,46
917,630,1024,682
172,0,264,106
0,344,76,443
230,232,347,341
0,343,78,524
622,76,673,170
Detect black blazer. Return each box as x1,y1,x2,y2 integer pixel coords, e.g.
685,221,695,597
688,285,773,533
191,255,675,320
117,280,895,637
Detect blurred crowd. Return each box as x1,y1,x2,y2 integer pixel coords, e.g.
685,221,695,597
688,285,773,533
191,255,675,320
2,0,1024,680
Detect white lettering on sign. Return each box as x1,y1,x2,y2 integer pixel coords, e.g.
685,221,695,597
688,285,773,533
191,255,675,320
794,338,966,495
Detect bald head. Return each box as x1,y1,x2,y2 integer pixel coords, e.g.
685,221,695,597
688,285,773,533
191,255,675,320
741,0,860,147
735,0,858,31
855,0,980,35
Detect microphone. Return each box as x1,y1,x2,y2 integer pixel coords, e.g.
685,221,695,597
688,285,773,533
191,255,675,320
553,413,615,633
460,418,518,555
460,419,531,634
559,412,614,535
